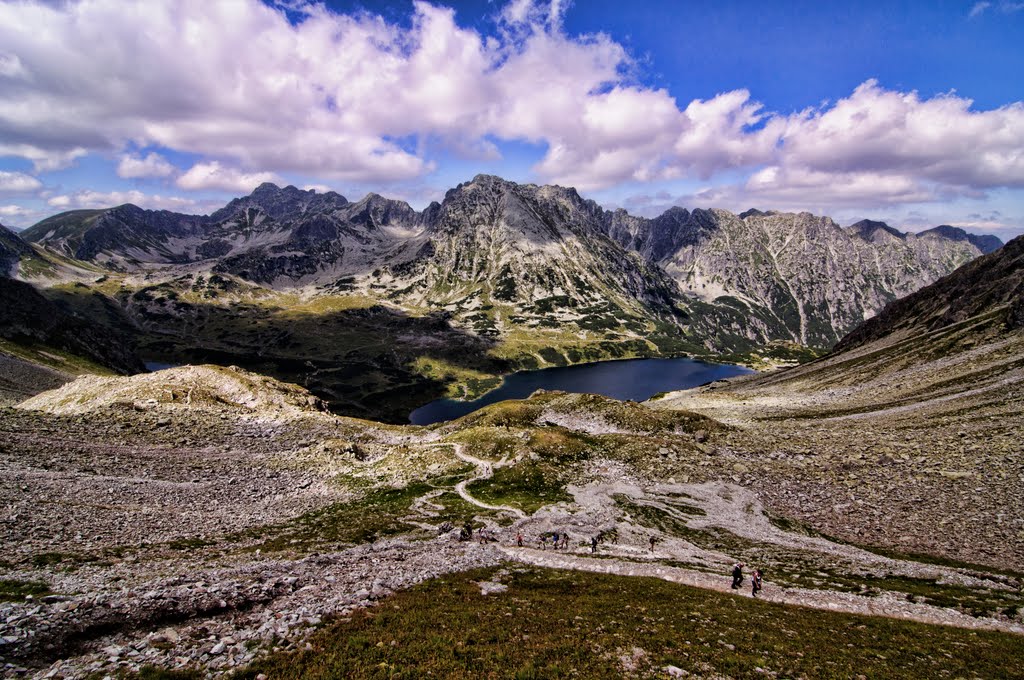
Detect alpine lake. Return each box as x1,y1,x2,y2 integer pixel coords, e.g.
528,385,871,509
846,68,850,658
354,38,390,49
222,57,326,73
409,357,754,425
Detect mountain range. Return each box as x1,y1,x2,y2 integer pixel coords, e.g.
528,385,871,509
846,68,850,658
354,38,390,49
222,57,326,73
0,175,1004,419
14,176,1001,349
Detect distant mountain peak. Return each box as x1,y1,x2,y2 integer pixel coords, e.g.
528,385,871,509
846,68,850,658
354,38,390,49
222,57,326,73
849,219,906,241
738,208,768,219
919,225,1003,254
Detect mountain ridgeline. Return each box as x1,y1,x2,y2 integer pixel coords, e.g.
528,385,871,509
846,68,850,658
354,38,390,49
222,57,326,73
15,176,1000,357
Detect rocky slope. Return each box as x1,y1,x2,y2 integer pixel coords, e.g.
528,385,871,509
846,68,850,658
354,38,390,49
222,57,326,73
19,177,999,357
654,236,1024,568
0,223,33,277
605,208,993,348
0,277,144,377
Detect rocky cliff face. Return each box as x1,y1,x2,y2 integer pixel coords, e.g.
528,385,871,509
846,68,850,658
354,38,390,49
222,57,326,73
384,175,686,339
835,235,1024,351
20,177,1001,354
604,209,994,348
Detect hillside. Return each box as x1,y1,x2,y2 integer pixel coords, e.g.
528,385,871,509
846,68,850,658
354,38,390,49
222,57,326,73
654,236,1024,568
604,208,990,348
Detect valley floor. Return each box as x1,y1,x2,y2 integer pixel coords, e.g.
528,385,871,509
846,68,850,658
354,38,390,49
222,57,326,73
1,300,1023,677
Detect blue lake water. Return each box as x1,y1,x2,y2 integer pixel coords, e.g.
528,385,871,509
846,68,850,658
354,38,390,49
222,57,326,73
144,361,180,372
408,357,754,425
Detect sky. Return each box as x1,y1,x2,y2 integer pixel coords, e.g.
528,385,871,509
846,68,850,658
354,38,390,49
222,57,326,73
1,0,1023,239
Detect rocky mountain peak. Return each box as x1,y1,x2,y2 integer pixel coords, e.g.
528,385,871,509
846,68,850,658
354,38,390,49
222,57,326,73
212,183,349,223
919,225,1003,254
849,219,906,242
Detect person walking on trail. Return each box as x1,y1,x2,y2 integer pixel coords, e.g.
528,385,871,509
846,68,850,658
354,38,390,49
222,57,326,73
561,532,570,550
649,536,658,552
751,568,763,597
516,531,523,547
591,536,598,553
731,562,744,589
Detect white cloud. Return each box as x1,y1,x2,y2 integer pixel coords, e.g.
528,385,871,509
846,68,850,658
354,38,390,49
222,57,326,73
778,80,1024,191
969,1,992,17
0,170,43,193
0,204,32,217
116,152,176,179
175,162,279,193
46,189,198,212
0,0,1022,210
301,183,335,194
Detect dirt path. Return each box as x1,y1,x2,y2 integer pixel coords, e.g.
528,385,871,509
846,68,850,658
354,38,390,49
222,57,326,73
420,443,527,519
500,546,1024,636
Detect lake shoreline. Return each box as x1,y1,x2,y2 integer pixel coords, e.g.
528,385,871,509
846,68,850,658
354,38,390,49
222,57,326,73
409,356,754,425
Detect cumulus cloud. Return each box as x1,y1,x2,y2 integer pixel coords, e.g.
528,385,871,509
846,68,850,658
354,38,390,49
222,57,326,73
116,152,176,179
176,162,279,193
0,0,1023,209
0,170,43,194
779,80,1024,190
0,204,32,217
47,190,199,212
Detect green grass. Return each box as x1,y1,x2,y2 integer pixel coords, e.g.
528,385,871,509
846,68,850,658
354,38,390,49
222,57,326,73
236,566,1024,679
243,474,493,553
246,483,436,552
0,578,51,601
467,460,574,514
620,499,1024,618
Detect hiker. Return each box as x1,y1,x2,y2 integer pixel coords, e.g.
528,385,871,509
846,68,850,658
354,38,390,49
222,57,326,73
561,532,569,550
463,521,473,540
540,534,547,550
731,562,744,589
591,535,598,553
516,531,523,547
649,536,657,552
751,568,763,597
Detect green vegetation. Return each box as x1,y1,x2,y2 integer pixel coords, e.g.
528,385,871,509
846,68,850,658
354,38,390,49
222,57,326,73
244,475,492,553
0,578,51,601
237,567,1024,679
467,460,574,514
622,499,1024,619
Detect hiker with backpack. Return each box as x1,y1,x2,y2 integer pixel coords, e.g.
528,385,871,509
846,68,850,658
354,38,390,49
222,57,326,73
731,562,744,589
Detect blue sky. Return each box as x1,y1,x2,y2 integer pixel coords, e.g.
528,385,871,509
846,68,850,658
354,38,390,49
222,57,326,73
1,0,1022,238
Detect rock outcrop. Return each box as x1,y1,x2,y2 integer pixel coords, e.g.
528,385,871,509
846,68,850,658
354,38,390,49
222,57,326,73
18,364,326,416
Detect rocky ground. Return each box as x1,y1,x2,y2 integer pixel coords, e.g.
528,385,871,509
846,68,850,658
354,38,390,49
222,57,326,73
654,307,1024,571
1,329,1022,678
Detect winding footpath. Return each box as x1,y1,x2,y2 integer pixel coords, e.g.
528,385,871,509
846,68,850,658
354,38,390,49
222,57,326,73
419,442,527,519
421,441,1024,636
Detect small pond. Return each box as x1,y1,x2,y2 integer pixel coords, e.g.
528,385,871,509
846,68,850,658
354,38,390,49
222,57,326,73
408,357,753,425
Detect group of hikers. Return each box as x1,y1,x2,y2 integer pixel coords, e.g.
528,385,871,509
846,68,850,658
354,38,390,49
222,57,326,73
731,562,764,597
456,522,765,597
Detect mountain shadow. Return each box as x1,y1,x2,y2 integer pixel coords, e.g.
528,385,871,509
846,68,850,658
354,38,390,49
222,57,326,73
42,284,505,423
